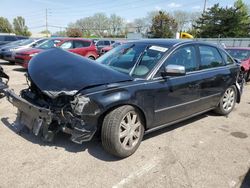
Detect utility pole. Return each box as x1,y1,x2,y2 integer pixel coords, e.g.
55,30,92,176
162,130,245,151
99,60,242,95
45,8,48,37
203,0,207,13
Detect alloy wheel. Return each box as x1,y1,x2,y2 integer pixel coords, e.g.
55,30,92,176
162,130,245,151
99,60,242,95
119,111,142,150
222,88,235,112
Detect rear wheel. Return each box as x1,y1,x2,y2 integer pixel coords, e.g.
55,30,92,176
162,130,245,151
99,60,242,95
88,56,95,60
246,70,250,82
214,85,237,115
101,105,144,158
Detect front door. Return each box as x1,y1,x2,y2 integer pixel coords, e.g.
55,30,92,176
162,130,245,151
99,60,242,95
152,45,201,127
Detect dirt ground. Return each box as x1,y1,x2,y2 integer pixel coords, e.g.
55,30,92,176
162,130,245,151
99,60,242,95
0,59,250,188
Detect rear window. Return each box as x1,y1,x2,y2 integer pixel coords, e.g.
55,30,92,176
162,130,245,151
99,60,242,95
199,45,224,69
37,39,62,49
104,41,110,45
74,40,91,48
5,36,17,41
226,49,250,61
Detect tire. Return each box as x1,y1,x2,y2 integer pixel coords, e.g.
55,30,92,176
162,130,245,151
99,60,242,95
214,85,237,115
88,56,95,60
101,105,145,158
246,71,250,82
8,61,15,65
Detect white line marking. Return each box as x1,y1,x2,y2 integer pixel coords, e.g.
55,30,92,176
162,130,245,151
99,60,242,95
112,157,159,188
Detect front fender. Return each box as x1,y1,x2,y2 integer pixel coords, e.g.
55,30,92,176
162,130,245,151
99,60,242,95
95,89,149,129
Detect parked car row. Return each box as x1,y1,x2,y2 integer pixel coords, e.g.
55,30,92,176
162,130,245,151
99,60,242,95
0,34,28,46
225,47,250,81
0,37,128,68
0,38,99,68
0,38,47,63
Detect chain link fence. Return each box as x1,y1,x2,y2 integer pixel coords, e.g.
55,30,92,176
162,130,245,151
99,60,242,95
195,38,250,47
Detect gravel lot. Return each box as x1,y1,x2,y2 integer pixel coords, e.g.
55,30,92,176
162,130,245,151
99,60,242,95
0,59,250,188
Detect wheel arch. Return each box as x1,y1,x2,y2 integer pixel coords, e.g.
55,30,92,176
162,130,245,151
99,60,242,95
87,55,96,60
97,103,148,131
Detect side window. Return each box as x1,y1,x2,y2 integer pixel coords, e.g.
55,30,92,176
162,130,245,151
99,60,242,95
74,41,91,48
199,46,224,69
104,41,110,45
5,36,16,41
163,46,197,72
97,41,104,46
219,49,234,65
60,41,73,49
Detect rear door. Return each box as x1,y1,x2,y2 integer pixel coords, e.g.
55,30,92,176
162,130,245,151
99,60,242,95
196,45,230,110
73,40,91,56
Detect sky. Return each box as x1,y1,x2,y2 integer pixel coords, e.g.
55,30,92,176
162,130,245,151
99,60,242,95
0,0,244,33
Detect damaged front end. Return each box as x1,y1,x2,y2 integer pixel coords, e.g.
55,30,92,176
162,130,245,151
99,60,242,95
0,66,9,98
5,48,132,144
6,81,100,144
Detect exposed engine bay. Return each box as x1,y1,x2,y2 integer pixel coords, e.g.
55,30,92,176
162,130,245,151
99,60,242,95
6,77,100,144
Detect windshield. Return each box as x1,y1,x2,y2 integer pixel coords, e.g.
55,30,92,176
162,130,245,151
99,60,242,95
19,39,35,46
111,42,121,48
36,39,62,49
96,43,168,78
226,49,250,61
6,40,25,46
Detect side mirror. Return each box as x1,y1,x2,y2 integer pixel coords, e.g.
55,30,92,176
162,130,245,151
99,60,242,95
162,64,186,77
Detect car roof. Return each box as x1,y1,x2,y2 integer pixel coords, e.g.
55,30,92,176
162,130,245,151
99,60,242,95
55,38,92,42
225,47,250,50
125,39,220,48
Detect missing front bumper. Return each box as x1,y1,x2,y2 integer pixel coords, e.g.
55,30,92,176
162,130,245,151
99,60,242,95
5,89,96,143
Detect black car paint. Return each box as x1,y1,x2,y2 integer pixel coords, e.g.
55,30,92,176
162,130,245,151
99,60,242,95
28,49,132,98
1,40,241,144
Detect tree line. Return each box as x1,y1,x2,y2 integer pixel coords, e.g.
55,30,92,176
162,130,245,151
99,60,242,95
0,0,249,38
0,16,31,36
59,0,250,38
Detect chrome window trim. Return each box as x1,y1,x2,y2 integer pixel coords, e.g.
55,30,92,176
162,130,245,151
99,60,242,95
152,64,235,81
145,107,215,134
148,42,237,80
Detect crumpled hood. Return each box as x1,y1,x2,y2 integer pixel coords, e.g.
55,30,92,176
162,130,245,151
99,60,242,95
28,48,132,98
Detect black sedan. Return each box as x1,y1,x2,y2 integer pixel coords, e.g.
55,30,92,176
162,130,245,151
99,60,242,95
0,39,242,158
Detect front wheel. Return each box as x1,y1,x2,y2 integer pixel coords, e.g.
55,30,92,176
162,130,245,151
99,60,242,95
101,105,144,158
88,56,95,60
246,70,250,82
214,85,237,115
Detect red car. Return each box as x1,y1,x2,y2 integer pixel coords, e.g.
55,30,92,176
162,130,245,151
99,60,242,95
226,47,250,81
100,41,126,55
15,38,98,68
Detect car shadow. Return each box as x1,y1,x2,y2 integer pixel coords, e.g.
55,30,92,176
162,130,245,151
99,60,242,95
0,61,13,65
1,111,220,161
1,117,120,162
144,112,210,140
12,67,26,72
240,168,250,188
